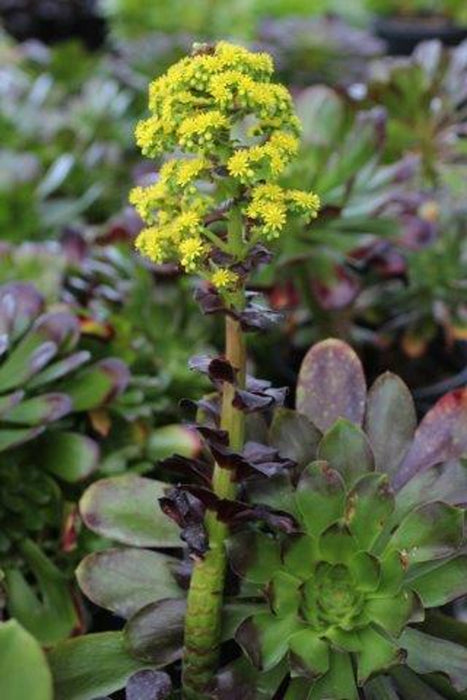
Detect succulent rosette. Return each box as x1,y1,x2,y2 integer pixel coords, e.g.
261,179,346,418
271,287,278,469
226,339,467,698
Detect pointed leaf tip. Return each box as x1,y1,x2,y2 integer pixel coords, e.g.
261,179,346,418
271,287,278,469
296,339,366,432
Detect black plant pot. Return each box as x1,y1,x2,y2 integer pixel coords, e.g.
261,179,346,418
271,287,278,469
373,15,467,55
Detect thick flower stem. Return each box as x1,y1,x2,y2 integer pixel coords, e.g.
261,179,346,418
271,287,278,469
182,315,246,699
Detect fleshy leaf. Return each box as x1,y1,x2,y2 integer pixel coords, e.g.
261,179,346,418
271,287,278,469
0,619,52,700
296,460,346,536
349,551,380,592
269,408,321,468
362,676,399,700
2,393,72,425
227,531,281,584
124,598,185,664
125,670,171,700
357,627,404,684
410,556,467,607
236,613,302,671
345,473,394,550
0,282,44,341
318,419,375,487
296,339,366,432
364,590,421,636
288,630,330,679
393,388,467,491
48,632,155,700
318,523,358,564
391,666,446,700
307,651,358,700
146,424,200,462
400,627,467,691
59,358,130,411
80,475,181,547
269,571,301,617
281,535,317,581
364,372,416,475
389,501,464,565
76,548,181,619
37,432,99,482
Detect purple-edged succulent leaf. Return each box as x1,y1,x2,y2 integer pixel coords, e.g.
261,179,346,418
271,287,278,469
26,350,91,390
288,630,330,680
236,612,302,671
296,339,366,432
0,282,44,342
389,501,464,565
393,388,467,491
146,424,201,463
345,473,394,550
59,358,130,411
0,390,25,416
390,459,467,526
409,556,467,608
364,372,416,476
0,425,45,452
80,475,181,547
318,418,375,487
124,598,185,664
76,548,181,619
400,627,467,692
269,408,321,468
126,670,171,700
47,631,156,700
356,628,404,685
36,431,99,482
227,531,281,584
2,393,72,426
296,461,346,537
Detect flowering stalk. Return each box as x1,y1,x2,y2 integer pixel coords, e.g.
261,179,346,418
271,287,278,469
183,312,246,698
130,40,319,697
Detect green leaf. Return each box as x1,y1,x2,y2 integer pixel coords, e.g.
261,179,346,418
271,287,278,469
389,502,464,565
349,551,380,592
269,407,321,468
400,628,467,691
410,556,467,608
318,523,358,564
364,590,421,636
318,419,375,487
345,473,394,550
146,424,200,462
269,571,301,617
37,431,99,482
0,425,44,452
2,393,71,425
391,666,446,700
377,550,406,596
227,531,281,584
48,632,155,700
296,460,346,536
0,619,52,700
364,372,416,475
58,358,129,411
76,548,181,619
296,339,366,433
124,598,185,664
5,539,78,645
80,475,180,547
282,534,317,581
364,675,400,700
307,651,358,700
357,627,403,684
236,612,302,672
288,630,330,679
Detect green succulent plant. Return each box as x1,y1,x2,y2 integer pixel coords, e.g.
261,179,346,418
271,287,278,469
50,339,467,700
226,339,467,697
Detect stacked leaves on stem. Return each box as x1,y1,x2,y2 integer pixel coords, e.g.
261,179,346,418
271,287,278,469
66,339,467,699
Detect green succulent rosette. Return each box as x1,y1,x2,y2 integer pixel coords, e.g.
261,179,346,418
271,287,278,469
227,339,467,698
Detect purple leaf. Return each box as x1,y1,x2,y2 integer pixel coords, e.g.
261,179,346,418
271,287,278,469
393,388,467,491
296,339,366,432
124,598,185,665
126,670,171,700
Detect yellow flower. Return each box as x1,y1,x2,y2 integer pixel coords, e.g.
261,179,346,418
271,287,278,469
227,150,253,180
135,227,167,263
287,190,321,214
211,268,238,289
179,237,207,271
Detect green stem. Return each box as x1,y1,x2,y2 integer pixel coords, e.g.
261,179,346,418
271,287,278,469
182,314,246,698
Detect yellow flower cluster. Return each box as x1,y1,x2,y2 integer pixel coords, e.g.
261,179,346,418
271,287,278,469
246,184,320,240
131,41,319,293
